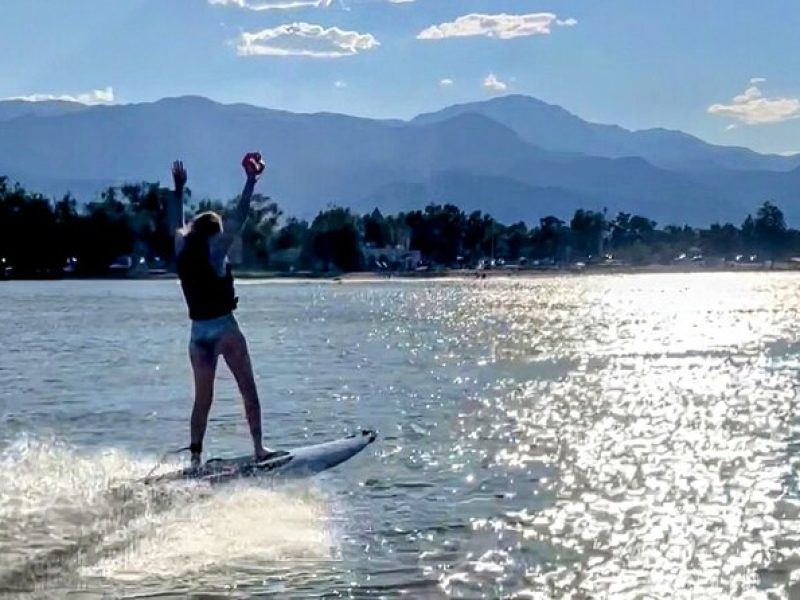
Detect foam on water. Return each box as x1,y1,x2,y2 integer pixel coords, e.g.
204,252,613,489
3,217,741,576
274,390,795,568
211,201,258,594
82,485,333,581
0,437,333,592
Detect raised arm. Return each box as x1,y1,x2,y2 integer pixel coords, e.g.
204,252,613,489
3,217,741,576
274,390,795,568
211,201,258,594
170,160,188,256
220,152,264,245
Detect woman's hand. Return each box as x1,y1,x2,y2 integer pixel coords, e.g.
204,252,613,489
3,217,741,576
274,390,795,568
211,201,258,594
222,152,264,242
242,152,265,182
172,160,188,191
169,160,188,243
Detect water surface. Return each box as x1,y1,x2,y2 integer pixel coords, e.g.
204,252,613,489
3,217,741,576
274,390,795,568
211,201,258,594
2,273,800,598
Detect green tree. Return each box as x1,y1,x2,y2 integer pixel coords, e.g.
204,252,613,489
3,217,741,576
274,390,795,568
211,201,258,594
570,209,606,258
752,201,787,259
363,208,390,247
406,204,465,265
0,182,62,276
701,223,740,258
501,221,529,260
534,216,567,262
120,183,174,263
307,207,362,272
194,199,225,215
78,191,136,274
273,218,309,251
239,195,282,267
463,210,496,261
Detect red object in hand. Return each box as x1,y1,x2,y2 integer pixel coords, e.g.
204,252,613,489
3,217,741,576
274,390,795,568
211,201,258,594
243,152,266,176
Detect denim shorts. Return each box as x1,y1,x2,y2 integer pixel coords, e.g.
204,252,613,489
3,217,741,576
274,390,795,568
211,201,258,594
190,313,239,350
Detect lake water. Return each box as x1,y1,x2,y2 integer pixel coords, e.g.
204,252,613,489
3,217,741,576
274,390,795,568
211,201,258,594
2,273,800,598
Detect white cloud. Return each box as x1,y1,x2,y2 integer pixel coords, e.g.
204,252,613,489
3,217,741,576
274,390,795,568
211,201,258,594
334,80,347,88
237,23,379,58
212,0,415,11
3,87,115,105
439,78,454,87
708,83,800,125
732,85,762,103
418,13,576,41
750,77,766,84
483,73,507,93
210,0,332,10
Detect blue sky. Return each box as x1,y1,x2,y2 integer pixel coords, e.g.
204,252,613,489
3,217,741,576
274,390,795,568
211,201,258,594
1,0,799,154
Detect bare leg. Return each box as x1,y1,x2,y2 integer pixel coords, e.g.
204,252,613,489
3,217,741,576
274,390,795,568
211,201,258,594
220,328,267,458
189,341,218,465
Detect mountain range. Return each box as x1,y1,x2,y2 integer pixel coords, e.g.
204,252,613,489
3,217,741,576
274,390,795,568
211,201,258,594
0,94,798,226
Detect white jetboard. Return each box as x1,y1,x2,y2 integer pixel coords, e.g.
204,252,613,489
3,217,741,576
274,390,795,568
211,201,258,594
146,429,377,485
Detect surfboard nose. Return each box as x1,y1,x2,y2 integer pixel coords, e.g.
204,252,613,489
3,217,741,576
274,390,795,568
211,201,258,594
355,429,378,443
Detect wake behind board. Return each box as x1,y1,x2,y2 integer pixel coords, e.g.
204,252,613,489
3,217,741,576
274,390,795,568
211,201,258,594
146,429,377,485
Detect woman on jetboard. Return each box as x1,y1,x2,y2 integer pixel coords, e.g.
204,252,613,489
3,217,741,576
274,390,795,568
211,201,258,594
169,153,270,468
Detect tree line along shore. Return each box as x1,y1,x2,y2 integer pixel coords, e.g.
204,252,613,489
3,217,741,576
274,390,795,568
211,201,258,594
1,175,798,280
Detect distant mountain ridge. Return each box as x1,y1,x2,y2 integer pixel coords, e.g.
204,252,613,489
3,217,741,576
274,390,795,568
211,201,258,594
412,95,800,173
0,99,91,121
0,94,798,225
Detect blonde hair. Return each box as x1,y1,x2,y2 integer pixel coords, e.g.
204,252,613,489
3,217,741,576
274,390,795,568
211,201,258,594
184,211,222,239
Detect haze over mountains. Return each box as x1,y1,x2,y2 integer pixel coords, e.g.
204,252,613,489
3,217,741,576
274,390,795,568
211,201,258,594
0,94,798,226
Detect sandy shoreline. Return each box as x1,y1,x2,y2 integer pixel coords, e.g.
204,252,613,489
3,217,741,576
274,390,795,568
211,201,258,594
241,262,800,280
5,262,800,283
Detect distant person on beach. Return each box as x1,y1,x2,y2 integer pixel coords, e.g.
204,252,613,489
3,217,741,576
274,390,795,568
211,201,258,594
169,154,270,468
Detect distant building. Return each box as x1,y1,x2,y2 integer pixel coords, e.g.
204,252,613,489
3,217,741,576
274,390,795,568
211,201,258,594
270,247,302,271
362,245,421,271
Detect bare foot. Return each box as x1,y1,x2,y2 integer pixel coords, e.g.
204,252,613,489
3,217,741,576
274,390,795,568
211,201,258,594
255,446,273,461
